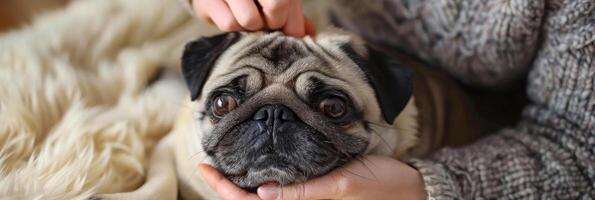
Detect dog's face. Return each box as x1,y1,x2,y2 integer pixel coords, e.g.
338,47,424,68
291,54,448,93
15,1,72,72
181,31,412,190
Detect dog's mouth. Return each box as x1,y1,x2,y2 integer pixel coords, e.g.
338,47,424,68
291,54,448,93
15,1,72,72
205,106,369,191
210,137,367,191
217,151,348,192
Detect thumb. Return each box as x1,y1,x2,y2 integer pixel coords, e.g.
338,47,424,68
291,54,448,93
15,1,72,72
257,172,343,200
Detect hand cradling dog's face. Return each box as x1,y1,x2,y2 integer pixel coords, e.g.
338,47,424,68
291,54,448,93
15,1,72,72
181,31,413,190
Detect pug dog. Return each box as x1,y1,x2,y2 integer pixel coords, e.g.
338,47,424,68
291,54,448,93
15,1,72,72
96,30,476,200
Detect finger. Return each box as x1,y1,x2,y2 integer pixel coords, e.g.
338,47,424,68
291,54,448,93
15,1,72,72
196,9,215,26
257,0,290,30
282,0,305,37
304,16,316,36
198,164,260,200
225,0,264,31
201,0,243,31
193,0,209,22
193,0,219,26
257,171,343,200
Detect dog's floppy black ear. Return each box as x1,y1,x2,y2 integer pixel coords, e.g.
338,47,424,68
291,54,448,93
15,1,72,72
182,32,241,101
342,45,414,124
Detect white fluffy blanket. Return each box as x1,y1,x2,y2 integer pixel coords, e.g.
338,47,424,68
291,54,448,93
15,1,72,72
0,0,328,199
0,0,215,199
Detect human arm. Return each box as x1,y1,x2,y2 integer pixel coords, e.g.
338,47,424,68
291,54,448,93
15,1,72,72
331,0,595,198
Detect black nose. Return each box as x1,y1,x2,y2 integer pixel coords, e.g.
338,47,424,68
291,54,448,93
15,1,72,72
253,104,297,126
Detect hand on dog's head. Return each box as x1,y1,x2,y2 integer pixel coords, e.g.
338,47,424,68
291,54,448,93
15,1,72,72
181,31,412,191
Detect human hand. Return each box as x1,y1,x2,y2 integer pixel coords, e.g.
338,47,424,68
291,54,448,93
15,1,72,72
199,155,427,200
198,164,261,200
192,0,315,37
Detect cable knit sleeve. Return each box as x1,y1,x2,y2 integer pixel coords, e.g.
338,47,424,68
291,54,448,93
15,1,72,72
329,0,543,88
331,0,595,199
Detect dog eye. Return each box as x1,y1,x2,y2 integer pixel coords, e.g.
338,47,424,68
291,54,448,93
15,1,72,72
212,95,238,117
319,97,346,119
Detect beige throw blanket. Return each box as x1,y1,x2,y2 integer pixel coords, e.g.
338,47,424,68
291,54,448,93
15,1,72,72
0,0,211,198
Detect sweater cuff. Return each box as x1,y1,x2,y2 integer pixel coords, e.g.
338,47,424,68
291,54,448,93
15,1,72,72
408,159,461,200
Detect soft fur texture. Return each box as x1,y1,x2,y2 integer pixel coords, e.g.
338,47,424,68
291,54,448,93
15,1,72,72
0,0,214,198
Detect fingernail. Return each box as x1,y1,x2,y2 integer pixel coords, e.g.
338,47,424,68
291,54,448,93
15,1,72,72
257,184,279,200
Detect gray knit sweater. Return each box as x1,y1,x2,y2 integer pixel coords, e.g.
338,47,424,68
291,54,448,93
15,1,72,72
330,0,594,199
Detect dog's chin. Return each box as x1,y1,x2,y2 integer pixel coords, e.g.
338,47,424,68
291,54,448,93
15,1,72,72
226,167,304,192
224,156,342,192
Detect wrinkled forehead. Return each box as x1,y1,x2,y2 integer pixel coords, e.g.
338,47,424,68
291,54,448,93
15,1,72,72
199,32,375,110
211,33,338,81
231,33,319,76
